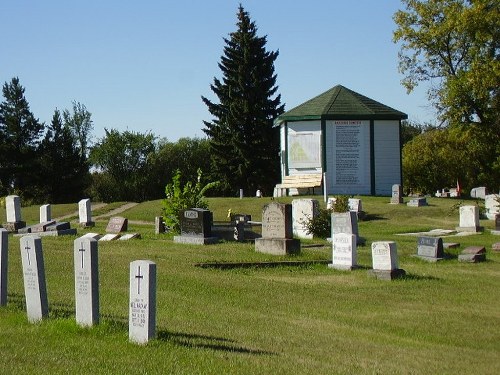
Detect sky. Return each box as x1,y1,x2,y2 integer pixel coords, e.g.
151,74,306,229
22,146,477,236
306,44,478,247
1,0,435,143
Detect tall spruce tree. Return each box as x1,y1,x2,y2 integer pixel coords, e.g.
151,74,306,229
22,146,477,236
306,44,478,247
202,5,284,196
0,77,44,198
39,109,89,203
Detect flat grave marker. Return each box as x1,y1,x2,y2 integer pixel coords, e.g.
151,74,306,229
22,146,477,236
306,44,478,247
458,246,486,263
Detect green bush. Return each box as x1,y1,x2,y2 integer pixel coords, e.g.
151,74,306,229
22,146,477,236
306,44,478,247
304,195,349,238
162,169,218,233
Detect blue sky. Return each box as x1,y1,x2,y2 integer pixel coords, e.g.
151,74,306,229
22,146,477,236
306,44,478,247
1,0,433,142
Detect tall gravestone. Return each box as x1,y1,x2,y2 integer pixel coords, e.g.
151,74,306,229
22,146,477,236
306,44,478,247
255,202,300,255
39,204,52,223
390,184,403,204
485,194,500,220
329,233,357,270
456,205,483,232
292,199,319,239
79,199,95,227
20,235,48,322
368,241,406,280
173,208,218,245
155,216,165,234
331,211,359,244
0,229,8,305
3,195,26,231
74,237,99,326
129,260,157,344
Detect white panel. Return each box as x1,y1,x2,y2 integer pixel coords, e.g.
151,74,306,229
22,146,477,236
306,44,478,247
374,120,401,195
326,120,371,195
287,121,322,172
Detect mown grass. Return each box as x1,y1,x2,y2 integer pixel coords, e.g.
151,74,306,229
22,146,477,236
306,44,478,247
0,195,499,374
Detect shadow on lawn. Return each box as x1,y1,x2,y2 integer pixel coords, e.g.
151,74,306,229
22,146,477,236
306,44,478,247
157,330,277,356
362,213,388,221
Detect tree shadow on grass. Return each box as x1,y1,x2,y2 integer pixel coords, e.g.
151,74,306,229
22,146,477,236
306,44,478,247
400,273,440,281
157,330,277,356
362,213,387,221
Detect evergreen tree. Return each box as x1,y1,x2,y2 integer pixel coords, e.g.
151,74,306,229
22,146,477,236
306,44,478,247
0,77,44,198
202,5,284,196
39,109,89,203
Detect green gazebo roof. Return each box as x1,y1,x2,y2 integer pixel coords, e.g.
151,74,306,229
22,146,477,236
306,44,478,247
276,85,408,123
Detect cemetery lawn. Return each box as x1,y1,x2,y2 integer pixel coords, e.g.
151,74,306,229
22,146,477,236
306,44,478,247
1,196,499,374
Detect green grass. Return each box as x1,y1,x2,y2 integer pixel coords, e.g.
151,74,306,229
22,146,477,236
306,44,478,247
1,196,499,374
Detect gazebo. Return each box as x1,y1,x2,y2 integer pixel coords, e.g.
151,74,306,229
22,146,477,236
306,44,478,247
274,85,407,196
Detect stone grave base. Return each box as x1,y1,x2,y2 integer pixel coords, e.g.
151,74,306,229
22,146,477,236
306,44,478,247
2,221,26,232
458,253,486,263
79,221,95,228
490,230,500,235
455,226,484,233
412,254,446,262
173,236,219,245
254,238,300,255
15,228,77,237
367,268,406,280
328,264,359,271
390,198,403,204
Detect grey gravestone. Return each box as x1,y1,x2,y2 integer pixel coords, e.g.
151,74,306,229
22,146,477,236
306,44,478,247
30,220,56,233
328,233,357,270
78,199,95,227
0,229,8,305
414,236,445,262
74,237,99,326
46,221,71,231
20,235,48,322
368,241,406,280
255,202,300,255
390,184,403,204
292,198,319,239
39,204,51,223
331,212,359,244
174,208,218,245
155,216,165,234
106,216,128,233
407,197,427,207
129,260,156,344
456,205,483,232
3,195,26,231
458,246,486,263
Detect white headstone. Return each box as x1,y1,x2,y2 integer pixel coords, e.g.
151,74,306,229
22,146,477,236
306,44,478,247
99,233,121,241
459,205,480,228
485,194,500,220
326,197,336,210
6,195,22,222
371,241,399,271
348,198,362,212
78,199,92,224
330,233,357,270
470,187,488,199
20,235,48,322
39,204,52,223
0,229,8,305
331,211,359,238
292,199,319,239
129,260,157,344
74,237,99,326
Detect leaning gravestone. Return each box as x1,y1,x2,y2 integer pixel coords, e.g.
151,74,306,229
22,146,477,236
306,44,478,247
174,208,218,245
458,246,486,263
129,260,157,344
0,229,8,305
390,184,403,204
292,198,319,239
20,235,48,322
3,195,26,232
74,237,99,326
255,202,300,255
105,216,128,233
414,236,445,262
39,204,51,223
456,205,483,232
78,199,95,228
328,233,357,270
368,241,406,280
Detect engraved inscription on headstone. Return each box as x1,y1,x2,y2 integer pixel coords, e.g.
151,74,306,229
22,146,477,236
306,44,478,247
74,237,99,326
371,241,398,271
180,209,212,237
331,211,359,238
129,260,157,344
262,202,292,239
0,229,8,305
417,237,444,259
390,184,403,204
329,233,357,270
20,235,48,322
105,216,128,233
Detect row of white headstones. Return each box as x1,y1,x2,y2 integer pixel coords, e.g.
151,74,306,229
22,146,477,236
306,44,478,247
0,230,156,345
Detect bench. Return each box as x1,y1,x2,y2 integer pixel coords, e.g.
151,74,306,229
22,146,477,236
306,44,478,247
275,173,323,196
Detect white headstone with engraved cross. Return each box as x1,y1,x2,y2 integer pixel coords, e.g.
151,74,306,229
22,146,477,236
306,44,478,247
74,236,99,327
